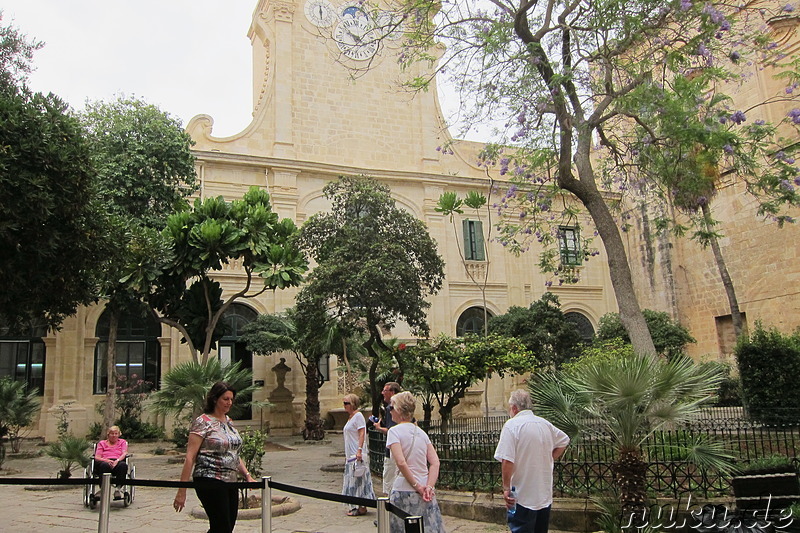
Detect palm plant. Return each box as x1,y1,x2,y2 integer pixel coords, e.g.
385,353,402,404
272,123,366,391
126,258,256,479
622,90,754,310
0,378,41,453
149,359,255,421
531,352,735,521
46,435,91,479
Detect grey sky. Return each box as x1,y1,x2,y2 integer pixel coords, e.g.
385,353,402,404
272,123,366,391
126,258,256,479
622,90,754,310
3,1,255,137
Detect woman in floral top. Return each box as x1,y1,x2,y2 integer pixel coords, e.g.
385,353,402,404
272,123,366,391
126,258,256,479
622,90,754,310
173,382,255,532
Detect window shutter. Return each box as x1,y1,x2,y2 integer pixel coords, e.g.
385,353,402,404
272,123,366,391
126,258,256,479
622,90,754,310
474,220,485,261
463,219,473,260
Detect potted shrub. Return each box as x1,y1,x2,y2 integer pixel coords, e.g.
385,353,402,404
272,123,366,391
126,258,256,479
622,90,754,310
732,455,800,515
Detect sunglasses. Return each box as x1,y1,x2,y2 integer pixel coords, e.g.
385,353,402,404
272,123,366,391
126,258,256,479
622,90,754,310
343,401,351,405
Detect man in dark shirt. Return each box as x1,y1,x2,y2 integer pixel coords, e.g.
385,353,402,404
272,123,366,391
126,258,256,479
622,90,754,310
376,381,401,495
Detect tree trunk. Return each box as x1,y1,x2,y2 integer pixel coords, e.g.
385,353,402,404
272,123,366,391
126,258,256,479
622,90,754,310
614,447,648,527
571,144,657,358
103,308,119,432
302,356,325,440
701,203,744,338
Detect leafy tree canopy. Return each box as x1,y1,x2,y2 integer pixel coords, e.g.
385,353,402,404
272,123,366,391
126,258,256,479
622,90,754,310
0,16,110,332
297,175,445,412
596,309,696,360
401,333,534,424
134,187,307,362
488,292,583,369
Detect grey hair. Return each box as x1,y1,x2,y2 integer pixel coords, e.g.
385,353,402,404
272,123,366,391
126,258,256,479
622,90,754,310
508,389,532,411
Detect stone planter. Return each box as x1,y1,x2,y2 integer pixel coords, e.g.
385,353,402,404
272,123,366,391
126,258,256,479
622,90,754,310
191,495,301,521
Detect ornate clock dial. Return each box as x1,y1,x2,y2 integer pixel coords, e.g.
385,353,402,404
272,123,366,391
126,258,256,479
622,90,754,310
334,16,379,61
304,0,336,27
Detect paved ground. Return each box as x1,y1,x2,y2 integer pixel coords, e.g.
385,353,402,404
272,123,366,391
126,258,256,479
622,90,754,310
0,436,508,533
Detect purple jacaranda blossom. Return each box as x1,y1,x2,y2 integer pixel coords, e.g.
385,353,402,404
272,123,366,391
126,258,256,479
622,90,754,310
787,87,795,94
730,110,746,124
723,144,734,154
719,116,728,124
754,119,766,126
730,51,741,62
786,157,796,164
681,0,692,10
783,4,795,12
794,176,800,186
519,212,526,219
719,19,731,31
698,43,711,57
788,109,800,124
780,179,794,191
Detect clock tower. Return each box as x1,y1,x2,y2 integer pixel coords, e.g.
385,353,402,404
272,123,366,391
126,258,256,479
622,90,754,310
187,0,467,174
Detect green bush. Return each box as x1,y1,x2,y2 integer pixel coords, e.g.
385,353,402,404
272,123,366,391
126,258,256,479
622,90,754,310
741,454,797,474
735,323,800,424
46,435,91,478
596,310,696,360
117,415,165,440
171,425,189,449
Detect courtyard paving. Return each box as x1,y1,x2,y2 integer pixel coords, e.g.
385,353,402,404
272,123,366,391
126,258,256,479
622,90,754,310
0,435,509,533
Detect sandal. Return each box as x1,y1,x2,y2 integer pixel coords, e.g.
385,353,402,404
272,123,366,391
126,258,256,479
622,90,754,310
347,507,368,516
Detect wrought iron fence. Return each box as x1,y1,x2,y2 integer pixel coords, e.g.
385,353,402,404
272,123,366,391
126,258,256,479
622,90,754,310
367,409,800,498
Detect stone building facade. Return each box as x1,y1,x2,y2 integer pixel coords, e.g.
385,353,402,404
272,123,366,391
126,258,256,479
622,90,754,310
622,9,800,361
8,0,618,440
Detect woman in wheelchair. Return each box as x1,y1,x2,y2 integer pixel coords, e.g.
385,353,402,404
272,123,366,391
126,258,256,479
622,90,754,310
94,425,128,499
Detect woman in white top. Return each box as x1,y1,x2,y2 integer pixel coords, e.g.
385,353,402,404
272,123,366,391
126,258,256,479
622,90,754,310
341,393,375,516
386,391,446,532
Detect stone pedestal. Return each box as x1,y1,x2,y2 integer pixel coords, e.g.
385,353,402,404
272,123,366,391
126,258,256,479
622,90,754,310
452,390,484,418
269,358,295,436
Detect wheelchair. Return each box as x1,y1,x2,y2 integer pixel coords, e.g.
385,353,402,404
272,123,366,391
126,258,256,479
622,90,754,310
82,445,135,509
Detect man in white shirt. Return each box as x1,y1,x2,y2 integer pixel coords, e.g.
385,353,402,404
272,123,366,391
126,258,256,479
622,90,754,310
494,389,570,533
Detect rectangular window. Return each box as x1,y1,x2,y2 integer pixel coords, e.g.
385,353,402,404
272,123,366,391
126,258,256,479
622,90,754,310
559,226,582,266
0,340,45,393
94,340,152,394
462,219,485,261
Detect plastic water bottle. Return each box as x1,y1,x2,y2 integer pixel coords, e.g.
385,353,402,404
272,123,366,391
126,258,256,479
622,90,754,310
508,486,517,516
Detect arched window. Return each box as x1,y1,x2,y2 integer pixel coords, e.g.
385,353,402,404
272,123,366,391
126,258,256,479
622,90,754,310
94,309,161,394
0,320,47,394
564,312,595,343
456,307,494,337
217,303,258,419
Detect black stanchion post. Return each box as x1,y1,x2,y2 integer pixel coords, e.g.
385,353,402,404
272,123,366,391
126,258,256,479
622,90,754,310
97,472,112,533
261,476,271,533
377,497,390,533
404,516,424,533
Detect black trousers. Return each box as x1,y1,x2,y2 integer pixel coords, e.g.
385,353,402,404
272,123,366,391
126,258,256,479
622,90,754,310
93,460,127,486
194,477,239,533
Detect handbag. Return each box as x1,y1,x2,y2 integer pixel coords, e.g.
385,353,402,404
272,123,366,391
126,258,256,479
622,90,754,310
353,460,368,477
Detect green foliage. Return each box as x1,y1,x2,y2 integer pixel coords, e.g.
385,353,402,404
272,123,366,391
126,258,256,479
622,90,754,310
297,175,445,412
81,96,197,229
46,435,91,478
0,378,41,453
531,354,733,509
701,361,741,407
735,323,800,423
0,17,111,331
401,333,534,422
171,425,190,449
596,310,696,360
561,338,636,376
239,428,268,479
298,176,445,337
488,292,583,369
143,187,307,362
149,359,255,420
741,454,796,474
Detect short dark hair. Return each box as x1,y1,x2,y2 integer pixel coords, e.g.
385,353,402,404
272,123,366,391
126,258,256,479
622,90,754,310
204,381,237,414
383,382,402,394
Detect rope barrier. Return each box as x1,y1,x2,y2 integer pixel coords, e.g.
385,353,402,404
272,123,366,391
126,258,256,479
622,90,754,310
0,476,414,518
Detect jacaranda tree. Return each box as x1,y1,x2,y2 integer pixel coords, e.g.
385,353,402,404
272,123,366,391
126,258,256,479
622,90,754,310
356,0,800,357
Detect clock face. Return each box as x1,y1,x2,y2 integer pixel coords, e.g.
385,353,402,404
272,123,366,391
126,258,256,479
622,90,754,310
304,0,336,27
334,16,379,61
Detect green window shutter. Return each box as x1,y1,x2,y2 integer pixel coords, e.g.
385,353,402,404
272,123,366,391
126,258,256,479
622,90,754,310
463,219,473,260
473,220,485,261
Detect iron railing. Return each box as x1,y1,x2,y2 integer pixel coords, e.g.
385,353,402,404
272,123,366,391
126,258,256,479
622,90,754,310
368,409,800,498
